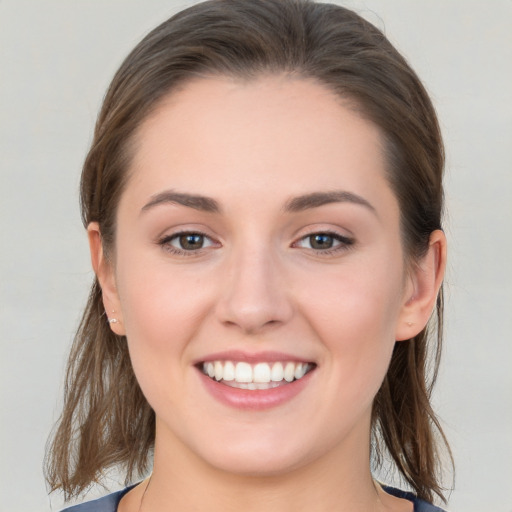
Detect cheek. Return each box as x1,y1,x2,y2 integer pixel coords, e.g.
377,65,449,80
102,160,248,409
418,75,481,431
298,256,404,393
113,252,210,396
116,247,207,341
302,256,404,339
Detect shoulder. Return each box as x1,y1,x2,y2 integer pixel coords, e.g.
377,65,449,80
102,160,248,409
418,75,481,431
382,485,448,512
60,485,136,512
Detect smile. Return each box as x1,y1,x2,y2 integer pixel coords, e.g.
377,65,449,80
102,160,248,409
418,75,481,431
201,361,314,390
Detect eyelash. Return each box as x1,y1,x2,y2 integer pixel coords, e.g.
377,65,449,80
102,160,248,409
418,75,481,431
158,231,217,256
292,231,354,256
157,230,354,256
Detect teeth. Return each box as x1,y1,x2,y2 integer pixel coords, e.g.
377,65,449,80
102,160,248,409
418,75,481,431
294,363,307,379
223,361,235,381
284,362,295,382
214,361,223,381
271,362,284,382
253,362,271,383
201,360,312,386
223,381,283,390
235,362,252,383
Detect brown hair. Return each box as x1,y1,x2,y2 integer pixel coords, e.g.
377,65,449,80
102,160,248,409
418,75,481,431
46,0,452,503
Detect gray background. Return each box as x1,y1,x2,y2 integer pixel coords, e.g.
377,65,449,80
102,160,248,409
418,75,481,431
1,1,511,511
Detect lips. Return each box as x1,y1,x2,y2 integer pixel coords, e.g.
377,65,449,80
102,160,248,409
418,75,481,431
196,353,316,409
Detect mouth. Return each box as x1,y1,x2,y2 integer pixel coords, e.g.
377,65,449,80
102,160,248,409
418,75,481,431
199,360,316,390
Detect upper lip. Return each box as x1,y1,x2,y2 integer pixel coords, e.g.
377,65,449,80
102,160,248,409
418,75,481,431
194,350,315,365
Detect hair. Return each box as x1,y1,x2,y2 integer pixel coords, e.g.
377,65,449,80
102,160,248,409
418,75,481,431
46,0,452,504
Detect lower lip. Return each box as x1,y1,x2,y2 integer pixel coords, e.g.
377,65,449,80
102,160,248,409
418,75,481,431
198,369,314,410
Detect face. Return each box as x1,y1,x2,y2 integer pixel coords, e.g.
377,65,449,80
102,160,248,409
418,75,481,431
96,76,423,477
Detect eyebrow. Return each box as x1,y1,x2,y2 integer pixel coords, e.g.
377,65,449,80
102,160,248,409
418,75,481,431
140,189,375,216
283,190,376,214
141,190,221,214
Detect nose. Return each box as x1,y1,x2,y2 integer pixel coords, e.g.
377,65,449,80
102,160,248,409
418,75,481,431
215,245,294,334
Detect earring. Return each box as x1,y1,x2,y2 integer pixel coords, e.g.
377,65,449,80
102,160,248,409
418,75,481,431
107,309,119,324
406,321,413,327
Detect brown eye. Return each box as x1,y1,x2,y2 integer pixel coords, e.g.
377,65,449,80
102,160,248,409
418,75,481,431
160,232,216,253
295,232,354,253
308,234,335,249
177,233,205,250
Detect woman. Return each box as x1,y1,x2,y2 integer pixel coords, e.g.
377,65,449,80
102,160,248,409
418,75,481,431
46,1,452,510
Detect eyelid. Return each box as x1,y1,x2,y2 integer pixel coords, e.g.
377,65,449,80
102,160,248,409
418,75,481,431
292,230,355,254
157,229,221,256
170,232,215,247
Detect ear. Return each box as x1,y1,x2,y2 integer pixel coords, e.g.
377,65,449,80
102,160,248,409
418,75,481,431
88,222,126,336
395,229,447,341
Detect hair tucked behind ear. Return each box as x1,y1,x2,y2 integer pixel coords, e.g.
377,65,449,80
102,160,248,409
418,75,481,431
46,0,452,503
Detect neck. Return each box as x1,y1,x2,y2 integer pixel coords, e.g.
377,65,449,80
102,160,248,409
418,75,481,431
139,420,393,512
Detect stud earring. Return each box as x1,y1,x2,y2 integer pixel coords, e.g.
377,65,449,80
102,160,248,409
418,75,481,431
107,309,119,324
406,321,413,327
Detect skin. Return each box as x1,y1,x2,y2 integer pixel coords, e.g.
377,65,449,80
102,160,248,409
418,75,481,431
89,76,446,512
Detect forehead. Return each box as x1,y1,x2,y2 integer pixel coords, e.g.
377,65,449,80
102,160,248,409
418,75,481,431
123,75,396,219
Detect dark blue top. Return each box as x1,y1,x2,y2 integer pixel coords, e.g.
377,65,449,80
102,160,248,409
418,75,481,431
61,484,447,511
60,485,135,512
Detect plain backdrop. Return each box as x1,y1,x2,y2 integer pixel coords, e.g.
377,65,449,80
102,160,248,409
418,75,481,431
1,1,511,511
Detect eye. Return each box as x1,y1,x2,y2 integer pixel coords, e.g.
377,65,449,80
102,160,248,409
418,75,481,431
159,231,217,254
304,233,337,250
294,232,354,252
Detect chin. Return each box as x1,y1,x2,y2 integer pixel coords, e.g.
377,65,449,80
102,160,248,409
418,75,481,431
204,448,308,478
190,426,319,478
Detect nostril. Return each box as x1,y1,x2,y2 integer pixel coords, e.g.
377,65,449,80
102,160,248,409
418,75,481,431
214,259,294,332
